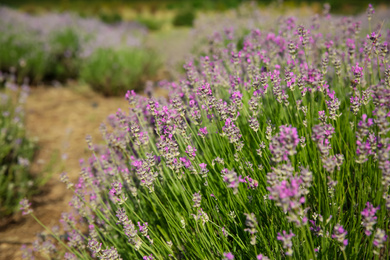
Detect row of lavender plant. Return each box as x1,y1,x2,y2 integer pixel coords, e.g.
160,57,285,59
21,4,390,259
0,7,160,95
0,72,37,217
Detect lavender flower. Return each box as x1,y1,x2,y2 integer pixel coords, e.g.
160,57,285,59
361,202,379,236
20,198,33,215
222,168,245,194
193,191,201,208
143,254,154,260
88,238,102,256
192,208,209,225
244,213,258,245
269,125,299,163
199,163,209,178
257,254,270,260
332,224,348,250
116,208,142,250
109,181,127,205
373,228,387,255
100,246,122,260
223,252,234,260
367,4,375,20
186,145,197,159
21,244,34,260
198,127,208,138
277,230,295,256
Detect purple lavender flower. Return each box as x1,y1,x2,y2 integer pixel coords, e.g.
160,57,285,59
244,213,258,245
186,145,197,159
356,114,376,163
21,244,34,260
199,163,209,178
352,63,363,85
312,124,335,158
20,198,33,215
257,254,270,260
116,208,142,250
373,228,387,255
367,4,375,20
332,224,348,250
361,202,379,236
88,238,102,256
223,252,234,260
193,191,201,208
198,127,208,138
100,246,122,260
269,125,299,163
109,181,127,205
143,254,154,260
267,177,305,212
277,230,295,256
222,168,245,194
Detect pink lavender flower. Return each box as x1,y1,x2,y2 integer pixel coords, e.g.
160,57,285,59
367,4,375,20
356,114,376,163
269,125,299,163
332,224,348,250
143,254,154,260
20,198,33,215
318,110,327,124
277,230,295,256
100,246,122,260
193,191,201,208
116,208,141,250
222,168,246,194
267,177,305,212
373,228,387,255
186,145,197,159
312,124,335,157
223,252,234,260
199,163,209,177
198,127,208,138
21,244,34,260
352,63,363,85
361,202,379,236
244,213,258,245
88,238,102,256
257,254,270,260
110,181,127,205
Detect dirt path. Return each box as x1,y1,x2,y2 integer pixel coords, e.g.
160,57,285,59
0,84,130,259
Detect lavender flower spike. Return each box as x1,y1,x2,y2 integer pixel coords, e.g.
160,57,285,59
20,198,33,215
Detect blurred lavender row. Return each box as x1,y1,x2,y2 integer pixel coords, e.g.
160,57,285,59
0,6,147,58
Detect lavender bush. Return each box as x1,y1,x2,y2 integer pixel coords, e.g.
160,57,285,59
0,7,160,94
0,73,37,217
22,4,390,259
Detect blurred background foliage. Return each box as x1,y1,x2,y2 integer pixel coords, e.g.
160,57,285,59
1,0,389,15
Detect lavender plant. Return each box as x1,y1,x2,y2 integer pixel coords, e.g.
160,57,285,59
0,7,159,93
22,4,390,259
0,73,37,217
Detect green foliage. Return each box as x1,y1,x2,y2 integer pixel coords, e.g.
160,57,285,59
47,28,84,81
99,11,123,25
80,47,161,96
135,16,163,31
172,9,195,27
0,27,85,84
0,80,37,217
0,30,49,84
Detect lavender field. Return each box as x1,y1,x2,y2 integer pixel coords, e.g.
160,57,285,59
1,1,390,259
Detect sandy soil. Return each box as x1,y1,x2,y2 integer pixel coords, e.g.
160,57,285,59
0,84,131,259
